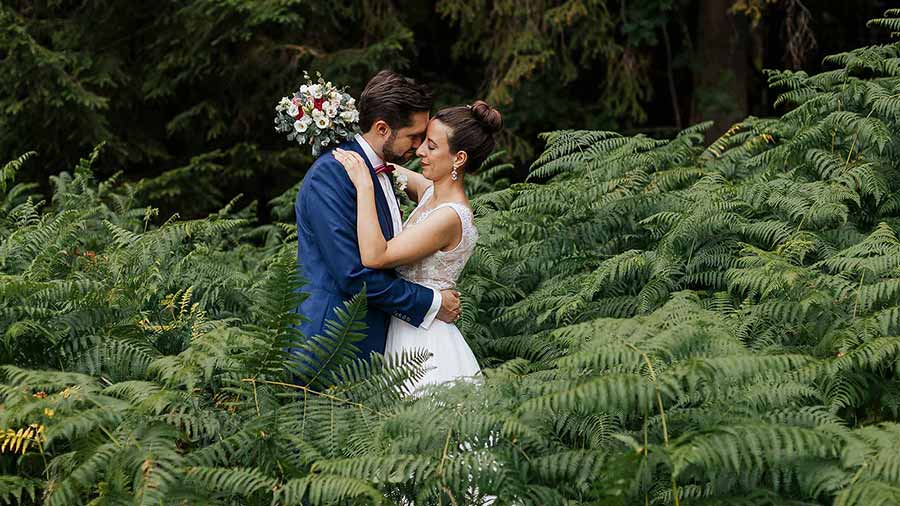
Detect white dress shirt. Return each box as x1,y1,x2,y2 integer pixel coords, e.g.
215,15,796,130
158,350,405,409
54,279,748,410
354,134,441,329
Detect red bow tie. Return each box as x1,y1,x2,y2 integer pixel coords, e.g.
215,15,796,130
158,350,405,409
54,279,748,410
374,164,394,175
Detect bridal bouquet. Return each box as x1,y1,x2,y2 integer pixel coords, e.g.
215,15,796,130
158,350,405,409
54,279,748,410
274,72,360,156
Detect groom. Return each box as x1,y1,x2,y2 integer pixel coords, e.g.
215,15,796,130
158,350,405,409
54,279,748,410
293,70,461,363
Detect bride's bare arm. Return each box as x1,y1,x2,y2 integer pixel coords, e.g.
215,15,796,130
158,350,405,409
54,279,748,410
360,207,460,269
390,164,429,202
334,149,460,269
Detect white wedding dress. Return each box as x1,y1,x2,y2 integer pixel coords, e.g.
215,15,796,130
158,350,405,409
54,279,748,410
385,185,481,391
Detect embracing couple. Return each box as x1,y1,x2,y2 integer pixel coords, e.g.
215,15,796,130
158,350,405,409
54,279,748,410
293,70,502,391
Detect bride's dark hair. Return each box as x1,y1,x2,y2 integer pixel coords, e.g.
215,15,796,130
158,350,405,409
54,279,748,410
434,100,503,173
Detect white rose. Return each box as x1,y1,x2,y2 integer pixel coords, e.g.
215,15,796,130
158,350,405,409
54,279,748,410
312,108,325,120
310,84,323,99
395,173,408,192
294,120,308,133
340,111,357,123
299,85,308,94
287,103,299,117
315,116,330,129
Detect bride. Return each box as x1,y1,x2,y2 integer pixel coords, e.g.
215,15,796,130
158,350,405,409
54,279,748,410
333,100,502,391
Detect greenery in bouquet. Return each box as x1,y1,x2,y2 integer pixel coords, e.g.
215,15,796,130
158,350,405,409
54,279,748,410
274,73,360,157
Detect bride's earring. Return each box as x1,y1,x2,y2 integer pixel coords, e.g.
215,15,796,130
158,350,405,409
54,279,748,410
451,165,459,181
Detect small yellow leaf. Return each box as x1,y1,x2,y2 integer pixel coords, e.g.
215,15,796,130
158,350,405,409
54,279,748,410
11,428,25,453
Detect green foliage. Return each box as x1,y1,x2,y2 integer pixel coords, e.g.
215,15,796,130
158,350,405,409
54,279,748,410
7,7,900,506
0,0,414,214
0,0,687,210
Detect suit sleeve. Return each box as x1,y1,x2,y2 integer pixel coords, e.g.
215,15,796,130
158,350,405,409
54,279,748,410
297,155,434,327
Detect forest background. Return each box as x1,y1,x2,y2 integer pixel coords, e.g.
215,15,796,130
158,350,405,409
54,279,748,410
1,0,892,220
9,1,900,503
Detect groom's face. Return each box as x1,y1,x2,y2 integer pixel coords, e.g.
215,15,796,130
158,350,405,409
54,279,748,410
383,112,429,163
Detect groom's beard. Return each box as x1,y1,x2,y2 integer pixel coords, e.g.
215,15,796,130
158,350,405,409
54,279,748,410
382,131,415,164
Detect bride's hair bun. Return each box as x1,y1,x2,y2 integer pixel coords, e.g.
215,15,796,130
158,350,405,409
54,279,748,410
470,100,503,134
434,100,504,173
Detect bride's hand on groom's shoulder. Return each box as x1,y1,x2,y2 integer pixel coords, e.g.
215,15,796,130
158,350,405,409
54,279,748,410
333,148,372,190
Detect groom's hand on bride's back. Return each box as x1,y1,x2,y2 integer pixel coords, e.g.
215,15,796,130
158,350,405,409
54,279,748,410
436,289,461,323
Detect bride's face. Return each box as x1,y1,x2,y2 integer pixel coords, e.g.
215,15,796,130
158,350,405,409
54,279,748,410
416,119,459,181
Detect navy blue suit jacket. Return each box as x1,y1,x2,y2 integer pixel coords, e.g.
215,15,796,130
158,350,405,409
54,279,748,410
293,139,434,361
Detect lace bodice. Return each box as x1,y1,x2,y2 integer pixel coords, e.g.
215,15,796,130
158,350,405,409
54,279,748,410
396,186,478,290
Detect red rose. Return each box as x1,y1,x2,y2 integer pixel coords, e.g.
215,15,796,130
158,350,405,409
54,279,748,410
294,108,304,120
314,98,325,110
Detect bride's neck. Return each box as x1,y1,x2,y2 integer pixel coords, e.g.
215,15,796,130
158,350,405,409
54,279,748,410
430,176,464,203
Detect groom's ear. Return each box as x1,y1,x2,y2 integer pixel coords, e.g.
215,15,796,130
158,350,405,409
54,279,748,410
373,120,391,137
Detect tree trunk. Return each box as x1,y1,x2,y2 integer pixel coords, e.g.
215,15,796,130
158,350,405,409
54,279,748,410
691,0,752,142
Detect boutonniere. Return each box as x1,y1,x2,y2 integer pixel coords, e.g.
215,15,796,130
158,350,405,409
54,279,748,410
392,172,414,218
393,172,408,195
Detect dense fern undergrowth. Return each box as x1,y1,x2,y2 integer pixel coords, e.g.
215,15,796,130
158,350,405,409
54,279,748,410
6,10,900,506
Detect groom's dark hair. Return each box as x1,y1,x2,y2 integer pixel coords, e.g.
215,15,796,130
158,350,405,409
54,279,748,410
358,70,433,132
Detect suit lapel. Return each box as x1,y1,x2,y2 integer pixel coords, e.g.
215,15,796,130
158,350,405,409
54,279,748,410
347,140,395,239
